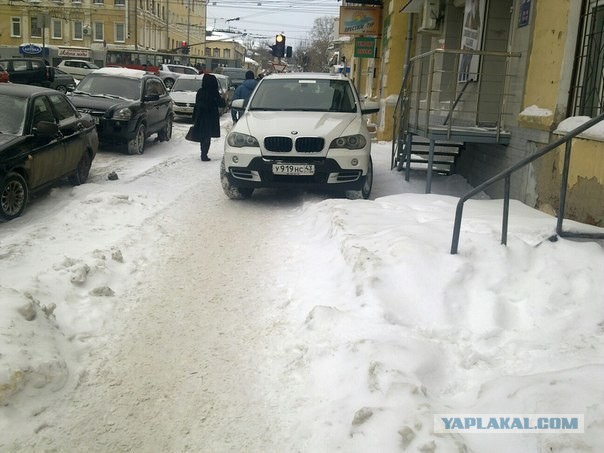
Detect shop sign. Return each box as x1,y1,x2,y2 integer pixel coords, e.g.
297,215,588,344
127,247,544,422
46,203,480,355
339,6,381,36
58,48,91,58
354,37,376,58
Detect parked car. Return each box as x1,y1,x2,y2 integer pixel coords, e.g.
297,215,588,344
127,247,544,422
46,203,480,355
221,72,379,200
50,68,77,93
219,67,249,88
169,73,232,118
0,64,9,83
57,59,100,79
0,84,98,220
215,73,235,112
0,58,54,87
158,63,199,90
69,67,173,154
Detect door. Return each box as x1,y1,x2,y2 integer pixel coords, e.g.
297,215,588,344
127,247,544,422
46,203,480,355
476,0,513,126
47,93,87,174
143,78,170,133
28,95,66,189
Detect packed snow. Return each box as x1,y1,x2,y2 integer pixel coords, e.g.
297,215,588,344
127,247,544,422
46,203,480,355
1,116,603,452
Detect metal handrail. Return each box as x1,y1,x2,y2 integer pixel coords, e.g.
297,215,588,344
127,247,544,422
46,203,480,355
391,62,413,169
450,112,604,254
406,48,521,138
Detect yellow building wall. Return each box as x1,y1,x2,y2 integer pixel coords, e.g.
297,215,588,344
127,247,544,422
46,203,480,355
525,0,604,226
520,0,570,130
376,0,411,141
536,139,604,226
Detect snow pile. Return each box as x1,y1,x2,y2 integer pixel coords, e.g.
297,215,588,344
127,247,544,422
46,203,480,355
279,194,604,452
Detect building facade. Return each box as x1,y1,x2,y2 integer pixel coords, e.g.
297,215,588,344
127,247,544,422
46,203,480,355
0,0,206,66
387,0,603,226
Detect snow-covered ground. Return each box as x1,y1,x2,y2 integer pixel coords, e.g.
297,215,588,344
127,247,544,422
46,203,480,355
1,116,603,452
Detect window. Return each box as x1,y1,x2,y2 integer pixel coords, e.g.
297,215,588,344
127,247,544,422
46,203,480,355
49,94,78,121
11,17,21,38
93,0,104,4
571,0,604,116
224,49,231,59
115,0,125,5
94,22,104,41
52,19,62,39
73,21,83,40
30,16,42,38
205,47,211,57
115,23,125,42
213,48,220,58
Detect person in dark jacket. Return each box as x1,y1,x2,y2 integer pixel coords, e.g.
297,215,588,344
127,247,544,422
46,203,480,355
231,70,258,123
192,73,223,161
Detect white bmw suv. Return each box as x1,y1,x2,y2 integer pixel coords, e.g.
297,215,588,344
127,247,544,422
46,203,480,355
221,72,379,200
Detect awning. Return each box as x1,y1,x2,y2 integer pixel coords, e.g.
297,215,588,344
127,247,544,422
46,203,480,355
400,0,424,13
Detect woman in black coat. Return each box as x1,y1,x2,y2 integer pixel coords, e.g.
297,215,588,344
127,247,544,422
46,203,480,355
192,73,223,161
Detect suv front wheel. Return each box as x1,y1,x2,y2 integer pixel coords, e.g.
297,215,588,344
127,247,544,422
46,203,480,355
220,160,253,199
157,114,173,142
128,123,146,155
345,157,373,200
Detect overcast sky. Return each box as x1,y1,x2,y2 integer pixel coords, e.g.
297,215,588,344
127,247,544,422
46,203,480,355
205,0,340,44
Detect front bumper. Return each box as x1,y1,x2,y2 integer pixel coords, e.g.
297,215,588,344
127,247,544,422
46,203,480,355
223,155,368,191
92,117,137,144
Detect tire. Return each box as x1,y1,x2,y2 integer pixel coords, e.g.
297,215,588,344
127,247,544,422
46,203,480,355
68,151,93,186
164,78,175,90
55,85,68,94
157,114,173,142
0,172,28,221
220,160,253,199
127,123,146,155
345,157,373,200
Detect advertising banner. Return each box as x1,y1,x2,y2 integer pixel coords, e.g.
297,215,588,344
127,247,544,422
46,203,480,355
339,7,381,36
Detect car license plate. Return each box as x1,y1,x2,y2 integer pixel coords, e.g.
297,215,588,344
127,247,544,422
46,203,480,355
272,164,315,175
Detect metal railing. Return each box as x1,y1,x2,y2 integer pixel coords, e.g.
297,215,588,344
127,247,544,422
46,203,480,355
406,48,521,137
450,112,604,254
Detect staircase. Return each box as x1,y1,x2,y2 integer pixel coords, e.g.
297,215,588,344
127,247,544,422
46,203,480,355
397,135,464,176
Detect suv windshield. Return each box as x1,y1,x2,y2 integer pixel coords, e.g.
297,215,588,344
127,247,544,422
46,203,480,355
248,78,357,113
76,75,141,100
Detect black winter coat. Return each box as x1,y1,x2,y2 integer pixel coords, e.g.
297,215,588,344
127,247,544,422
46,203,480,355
191,82,223,141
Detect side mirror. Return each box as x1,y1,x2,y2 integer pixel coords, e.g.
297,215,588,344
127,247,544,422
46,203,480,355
34,121,59,136
231,99,245,111
361,101,380,115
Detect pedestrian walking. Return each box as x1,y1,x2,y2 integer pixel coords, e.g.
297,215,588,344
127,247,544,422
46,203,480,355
191,73,225,161
231,70,258,123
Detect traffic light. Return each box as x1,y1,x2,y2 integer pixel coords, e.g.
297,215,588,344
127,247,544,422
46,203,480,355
181,41,190,54
273,34,285,58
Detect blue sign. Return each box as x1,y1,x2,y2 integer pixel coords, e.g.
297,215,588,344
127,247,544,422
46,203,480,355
19,44,49,56
518,0,531,28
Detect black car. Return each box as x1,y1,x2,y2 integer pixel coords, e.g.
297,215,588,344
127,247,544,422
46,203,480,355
0,58,55,87
50,67,77,94
0,84,98,221
69,67,173,154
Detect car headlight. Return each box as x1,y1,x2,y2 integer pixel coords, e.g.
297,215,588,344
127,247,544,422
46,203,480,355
112,108,132,120
329,134,367,150
227,132,259,148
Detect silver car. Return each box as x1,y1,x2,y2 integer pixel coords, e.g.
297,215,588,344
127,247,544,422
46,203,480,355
159,64,199,90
